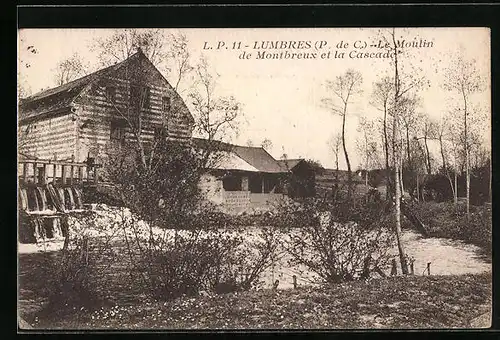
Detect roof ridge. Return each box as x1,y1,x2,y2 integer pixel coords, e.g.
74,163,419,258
21,51,141,103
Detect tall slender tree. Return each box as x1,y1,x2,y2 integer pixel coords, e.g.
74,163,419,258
371,76,394,199
322,69,363,198
443,52,485,221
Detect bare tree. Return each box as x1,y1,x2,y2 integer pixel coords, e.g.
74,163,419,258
328,133,342,173
390,31,407,274
435,116,458,204
371,78,393,165
381,28,427,274
398,95,420,172
165,33,194,92
370,76,394,199
374,28,430,275
415,115,438,175
260,138,273,151
18,73,32,99
92,29,169,69
91,29,193,91
322,69,363,197
356,117,380,187
188,56,243,168
327,133,343,199
53,53,89,86
443,52,486,220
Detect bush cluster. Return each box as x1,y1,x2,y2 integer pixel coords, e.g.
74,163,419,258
406,201,491,256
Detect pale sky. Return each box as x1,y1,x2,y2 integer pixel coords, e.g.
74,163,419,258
18,28,491,169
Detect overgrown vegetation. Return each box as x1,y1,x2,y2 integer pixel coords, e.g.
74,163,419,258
406,201,491,257
273,193,396,284
37,212,121,316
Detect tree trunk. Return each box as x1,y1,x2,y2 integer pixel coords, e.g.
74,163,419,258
424,134,431,175
439,135,446,171
416,172,419,201
466,154,470,220
341,110,352,197
463,89,470,221
392,29,408,275
454,171,458,204
383,104,391,200
400,161,405,196
406,128,411,171
440,134,456,203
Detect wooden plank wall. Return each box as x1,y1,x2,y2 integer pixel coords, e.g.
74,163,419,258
19,55,194,164
75,75,193,162
18,113,76,161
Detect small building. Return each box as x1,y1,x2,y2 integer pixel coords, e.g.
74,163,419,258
315,168,371,198
276,159,317,198
195,138,289,213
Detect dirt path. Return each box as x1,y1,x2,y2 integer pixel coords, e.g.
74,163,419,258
399,230,491,276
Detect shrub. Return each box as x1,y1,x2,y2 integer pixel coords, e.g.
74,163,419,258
275,195,395,284
39,212,119,315
100,140,282,300
107,207,280,300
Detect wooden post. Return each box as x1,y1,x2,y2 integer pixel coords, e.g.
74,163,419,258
53,164,57,183
61,165,67,185
362,256,371,279
42,164,47,184
22,163,27,182
33,162,37,184
70,165,74,185
391,258,398,276
78,166,83,185
427,262,431,276
292,275,297,289
410,261,415,275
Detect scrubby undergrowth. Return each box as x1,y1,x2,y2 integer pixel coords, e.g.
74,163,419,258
406,201,491,257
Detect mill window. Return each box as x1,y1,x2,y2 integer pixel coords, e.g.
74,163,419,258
105,86,116,103
110,119,126,145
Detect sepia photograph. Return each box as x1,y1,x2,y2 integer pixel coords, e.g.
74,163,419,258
17,27,491,330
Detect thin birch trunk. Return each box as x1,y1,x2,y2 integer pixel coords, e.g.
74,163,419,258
392,28,408,275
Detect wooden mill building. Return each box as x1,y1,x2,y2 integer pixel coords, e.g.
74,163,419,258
18,49,195,172
18,49,318,212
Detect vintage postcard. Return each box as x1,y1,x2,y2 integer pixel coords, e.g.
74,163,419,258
18,27,491,330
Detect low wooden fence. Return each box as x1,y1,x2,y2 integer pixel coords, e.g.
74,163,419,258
18,159,100,187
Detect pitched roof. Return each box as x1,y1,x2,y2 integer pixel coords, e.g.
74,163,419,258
18,50,195,125
192,138,285,173
207,151,260,172
276,159,305,171
18,53,136,122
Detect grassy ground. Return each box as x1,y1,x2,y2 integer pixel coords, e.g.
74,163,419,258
20,271,491,330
